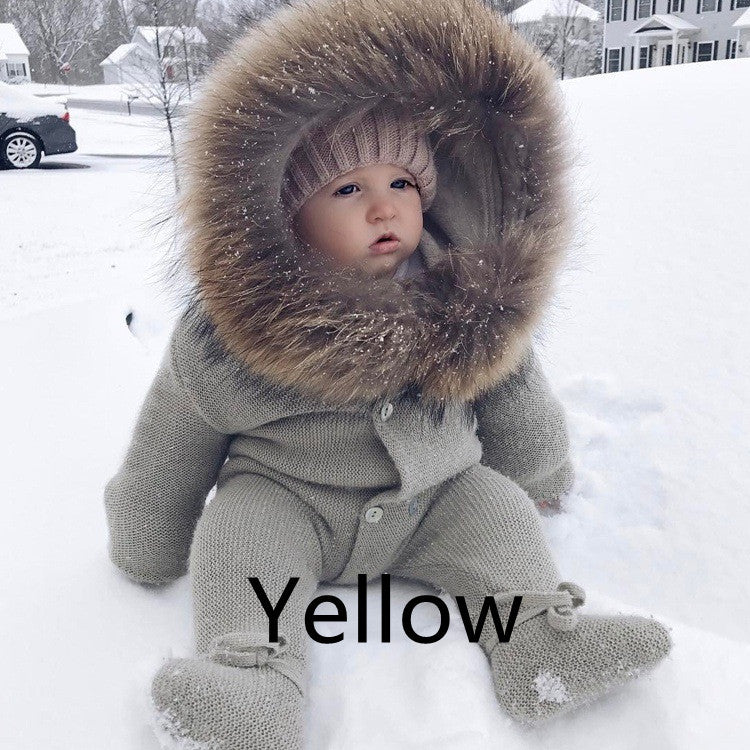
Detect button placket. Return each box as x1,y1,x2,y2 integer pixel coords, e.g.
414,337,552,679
379,401,394,421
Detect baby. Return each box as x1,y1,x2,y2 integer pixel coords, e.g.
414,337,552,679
292,161,425,281
103,1,672,748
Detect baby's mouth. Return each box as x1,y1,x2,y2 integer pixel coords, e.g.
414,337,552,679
370,232,401,254
370,231,400,247
370,238,401,255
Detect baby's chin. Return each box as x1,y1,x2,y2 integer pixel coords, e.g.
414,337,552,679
365,248,415,279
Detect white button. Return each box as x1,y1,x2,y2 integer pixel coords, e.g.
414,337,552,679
380,402,394,421
365,506,383,523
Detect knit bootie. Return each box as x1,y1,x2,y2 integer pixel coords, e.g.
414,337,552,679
487,583,672,724
150,632,305,750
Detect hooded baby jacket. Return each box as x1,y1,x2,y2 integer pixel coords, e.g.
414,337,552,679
104,0,671,744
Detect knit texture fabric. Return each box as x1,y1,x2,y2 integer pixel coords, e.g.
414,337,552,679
488,614,672,724
104,309,671,745
104,0,672,741
281,101,437,218
475,344,575,504
387,464,672,725
151,659,304,749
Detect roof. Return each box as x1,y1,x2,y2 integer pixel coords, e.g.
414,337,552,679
508,0,600,24
134,26,207,46
0,23,30,58
630,14,699,35
733,8,750,28
100,42,141,66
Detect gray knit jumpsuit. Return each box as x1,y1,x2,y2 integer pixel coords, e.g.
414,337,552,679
104,0,672,743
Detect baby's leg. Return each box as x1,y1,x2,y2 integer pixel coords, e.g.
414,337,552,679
151,473,322,750
388,463,671,724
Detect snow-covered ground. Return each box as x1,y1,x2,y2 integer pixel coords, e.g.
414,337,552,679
1,58,749,748
27,81,143,101
25,80,197,116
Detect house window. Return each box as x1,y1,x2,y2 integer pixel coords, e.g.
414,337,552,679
606,47,623,72
696,41,714,61
669,0,685,10
639,46,650,68
609,0,624,21
5,61,26,78
726,39,737,58
637,0,652,17
736,0,750,6
700,0,716,10
163,44,175,57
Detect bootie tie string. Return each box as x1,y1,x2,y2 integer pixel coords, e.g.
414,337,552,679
494,581,586,633
204,630,305,694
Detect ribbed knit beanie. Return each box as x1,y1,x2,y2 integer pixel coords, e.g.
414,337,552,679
282,103,437,218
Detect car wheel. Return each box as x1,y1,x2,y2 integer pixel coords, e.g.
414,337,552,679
2,133,42,169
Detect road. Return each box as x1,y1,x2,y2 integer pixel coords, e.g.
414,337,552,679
34,93,191,118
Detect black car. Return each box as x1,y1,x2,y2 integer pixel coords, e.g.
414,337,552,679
0,81,77,169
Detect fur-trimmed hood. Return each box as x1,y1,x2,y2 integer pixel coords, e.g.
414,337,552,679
177,0,573,408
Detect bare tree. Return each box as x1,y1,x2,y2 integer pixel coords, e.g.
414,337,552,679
22,0,102,82
123,0,197,191
170,0,201,97
510,0,601,79
185,0,291,65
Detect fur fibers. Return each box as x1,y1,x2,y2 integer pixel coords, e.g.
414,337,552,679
175,0,574,408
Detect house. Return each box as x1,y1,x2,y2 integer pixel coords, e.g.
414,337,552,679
100,26,207,85
509,0,601,30
603,0,750,72
508,0,602,78
0,23,31,83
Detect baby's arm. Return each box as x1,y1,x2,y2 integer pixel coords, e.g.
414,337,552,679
474,345,574,509
103,334,231,586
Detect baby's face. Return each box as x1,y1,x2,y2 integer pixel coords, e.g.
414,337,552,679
291,163,423,279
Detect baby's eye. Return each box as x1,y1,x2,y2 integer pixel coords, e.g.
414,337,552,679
334,183,359,196
333,178,415,196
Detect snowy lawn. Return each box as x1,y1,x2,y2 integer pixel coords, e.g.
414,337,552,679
1,59,749,748
26,80,199,115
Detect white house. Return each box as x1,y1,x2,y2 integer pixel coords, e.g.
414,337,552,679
100,26,207,85
508,0,602,77
509,0,601,27
603,0,750,73
0,23,31,83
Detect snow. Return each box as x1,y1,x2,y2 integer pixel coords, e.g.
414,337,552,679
0,80,65,119
0,22,29,57
508,0,601,25
632,14,699,32
734,8,750,28
24,81,198,113
533,670,571,704
26,81,145,102
2,57,750,748
135,25,208,46
101,42,142,66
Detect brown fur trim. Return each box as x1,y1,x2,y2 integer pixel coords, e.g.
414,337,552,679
175,0,574,407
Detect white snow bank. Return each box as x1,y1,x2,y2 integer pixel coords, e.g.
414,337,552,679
0,79,65,119
1,58,749,749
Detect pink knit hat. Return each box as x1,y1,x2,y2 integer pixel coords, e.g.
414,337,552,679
282,103,437,218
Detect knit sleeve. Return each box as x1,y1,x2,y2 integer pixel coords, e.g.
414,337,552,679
103,331,231,586
474,345,575,506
